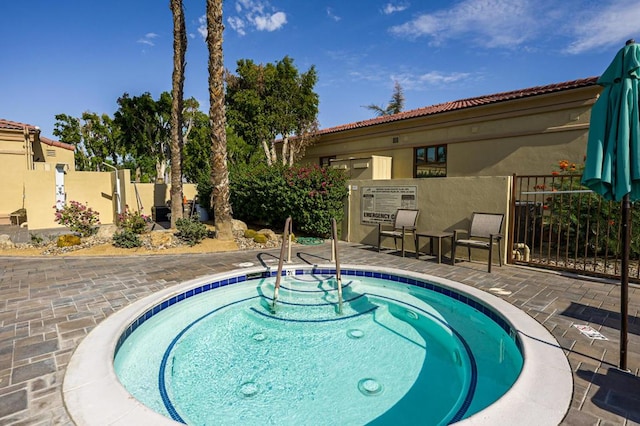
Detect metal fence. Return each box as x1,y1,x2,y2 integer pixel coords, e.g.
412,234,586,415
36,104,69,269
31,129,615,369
509,174,640,283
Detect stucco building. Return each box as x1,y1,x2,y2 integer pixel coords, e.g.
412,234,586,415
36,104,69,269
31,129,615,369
303,77,600,179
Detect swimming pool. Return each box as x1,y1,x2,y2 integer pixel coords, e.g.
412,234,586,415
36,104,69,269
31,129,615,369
63,264,572,425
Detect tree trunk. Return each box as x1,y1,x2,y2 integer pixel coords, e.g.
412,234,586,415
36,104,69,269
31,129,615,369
261,140,272,166
169,0,186,228
281,135,289,166
207,0,234,240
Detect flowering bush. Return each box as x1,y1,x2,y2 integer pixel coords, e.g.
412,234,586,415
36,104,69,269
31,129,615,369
533,158,633,256
230,163,349,237
53,201,100,237
118,207,151,234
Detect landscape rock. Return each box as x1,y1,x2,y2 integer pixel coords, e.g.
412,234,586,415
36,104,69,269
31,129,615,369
232,219,248,232
0,234,15,249
257,229,277,240
96,224,118,240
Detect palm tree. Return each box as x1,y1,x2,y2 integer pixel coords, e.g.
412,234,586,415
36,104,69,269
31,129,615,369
365,81,405,116
206,0,234,239
169,0,186,228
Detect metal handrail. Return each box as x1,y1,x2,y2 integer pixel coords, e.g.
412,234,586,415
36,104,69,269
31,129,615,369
331,218,343,314
271,216,292,312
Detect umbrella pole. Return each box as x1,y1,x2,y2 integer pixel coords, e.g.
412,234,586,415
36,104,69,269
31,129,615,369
620,193,630,371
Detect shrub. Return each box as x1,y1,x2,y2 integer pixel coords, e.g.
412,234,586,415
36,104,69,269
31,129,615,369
230,164,349,237
175,217,207,246
253,233,268,244
57,234,81,247
54,201,100,237
244,229,257,239
118,207,151,234
30,233,44,246
113,230,143,248
538,159,637,256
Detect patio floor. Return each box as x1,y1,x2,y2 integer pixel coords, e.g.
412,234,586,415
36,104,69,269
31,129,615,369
0,242,639,425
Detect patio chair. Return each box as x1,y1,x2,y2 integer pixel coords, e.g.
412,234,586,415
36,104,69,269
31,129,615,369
377,209,419,257
453,212,504,272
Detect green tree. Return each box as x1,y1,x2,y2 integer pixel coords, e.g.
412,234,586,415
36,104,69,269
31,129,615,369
169,0,187,227
365,80,405,116
114,92,172,183
225,56,319,166
53,112,123,171
206,0,234,239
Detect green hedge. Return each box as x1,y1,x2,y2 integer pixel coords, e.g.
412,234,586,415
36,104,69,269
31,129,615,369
230,164,348,237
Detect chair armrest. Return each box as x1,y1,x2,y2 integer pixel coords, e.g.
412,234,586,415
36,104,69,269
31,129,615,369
453,229,468,240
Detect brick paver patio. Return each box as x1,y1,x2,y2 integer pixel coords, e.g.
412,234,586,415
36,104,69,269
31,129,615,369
1,242,639,425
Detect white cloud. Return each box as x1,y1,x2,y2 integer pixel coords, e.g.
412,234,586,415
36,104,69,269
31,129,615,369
389,0,537,48
327,7,341,22
137,33,159,47
197,15,208,39
387,0,640,54
227,0,287,36
565,1,640,54
253,11,287,31
227,16,246,36
382,2,409,15
392,71,473,90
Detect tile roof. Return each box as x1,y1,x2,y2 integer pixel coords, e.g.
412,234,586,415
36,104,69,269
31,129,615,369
41,136,75,151
318,76,600,136
0,118,74,151
0,118,38,131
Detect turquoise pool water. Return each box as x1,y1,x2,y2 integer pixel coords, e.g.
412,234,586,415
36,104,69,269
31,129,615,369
114,272,523,425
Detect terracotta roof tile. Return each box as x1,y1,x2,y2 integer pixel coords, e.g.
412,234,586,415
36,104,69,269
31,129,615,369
318,76,599,135
41,136,75,151
0,118,74,151
0,118,38,131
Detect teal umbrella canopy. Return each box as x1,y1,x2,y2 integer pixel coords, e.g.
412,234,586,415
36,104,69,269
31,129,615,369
582,42,640,201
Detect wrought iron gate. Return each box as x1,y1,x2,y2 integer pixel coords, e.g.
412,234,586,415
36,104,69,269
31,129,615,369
510,174,640,283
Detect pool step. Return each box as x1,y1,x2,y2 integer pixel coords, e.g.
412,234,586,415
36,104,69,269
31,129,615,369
254,279,379,322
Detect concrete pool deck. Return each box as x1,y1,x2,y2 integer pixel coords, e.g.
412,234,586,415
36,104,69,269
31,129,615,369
1,242,639,425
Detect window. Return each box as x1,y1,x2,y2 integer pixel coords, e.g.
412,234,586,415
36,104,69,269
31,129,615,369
414,145,446,178
320,155,336,167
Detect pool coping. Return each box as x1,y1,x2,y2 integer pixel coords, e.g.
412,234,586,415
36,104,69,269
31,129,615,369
62,264,572,425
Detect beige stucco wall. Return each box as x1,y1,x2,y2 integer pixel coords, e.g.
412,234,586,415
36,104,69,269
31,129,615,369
0,128,76,219
32,143,75,171
128,183,198,213
305,86,599,179
345,176,511,263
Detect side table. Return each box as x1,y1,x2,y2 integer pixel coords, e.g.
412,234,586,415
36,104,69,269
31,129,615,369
415,231,454,264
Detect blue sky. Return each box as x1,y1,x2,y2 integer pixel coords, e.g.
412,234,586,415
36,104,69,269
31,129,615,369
2,0,640,140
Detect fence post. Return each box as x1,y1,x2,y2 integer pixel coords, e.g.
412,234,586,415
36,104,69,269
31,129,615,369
508,173,517,264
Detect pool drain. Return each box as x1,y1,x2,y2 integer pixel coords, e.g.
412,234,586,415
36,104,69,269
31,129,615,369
252,332,266,342
358,378,382,396
347,329,364,339
406,310,419,320
239,382,259,397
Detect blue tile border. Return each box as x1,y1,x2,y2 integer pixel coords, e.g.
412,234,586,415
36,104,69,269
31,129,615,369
113,266,522,424
115,267,520,359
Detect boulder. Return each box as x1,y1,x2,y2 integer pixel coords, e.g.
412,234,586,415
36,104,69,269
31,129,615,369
232,219,248,232
96,224,118,240
0,234,15,249
257,229,277,240
146,231,175,248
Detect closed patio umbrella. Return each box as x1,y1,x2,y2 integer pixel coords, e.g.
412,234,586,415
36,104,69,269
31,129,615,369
582,39,640,370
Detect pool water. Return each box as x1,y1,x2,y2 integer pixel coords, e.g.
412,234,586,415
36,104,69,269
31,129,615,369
114,273,523,425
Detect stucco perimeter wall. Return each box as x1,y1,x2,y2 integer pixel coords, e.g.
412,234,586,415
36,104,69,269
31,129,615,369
24,170,118,230
128,183,198,214
345,176,511,263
